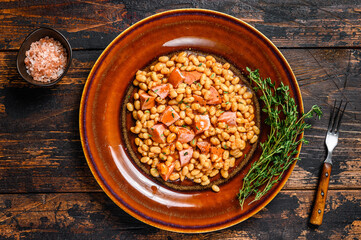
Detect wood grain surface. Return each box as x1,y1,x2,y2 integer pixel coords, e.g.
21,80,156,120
0,191,360,239
1,0,361,50
0,0,360,239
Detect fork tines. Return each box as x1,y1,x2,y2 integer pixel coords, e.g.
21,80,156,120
328,100,347,133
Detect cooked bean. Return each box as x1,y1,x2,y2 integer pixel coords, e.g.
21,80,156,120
223,159,230,171
223,150,230,160
210,169,219,177
139,83,148,91
203,160,211,169
247,131,254,140
253,126,260,135
136,74,147,82
243,91,253,99
187,163,194,171
141,157,150,163
133,126,141,134
250,135,258,144
169,173,180,181
176,88,185,94
169,89,178,98
182,166,189,176
183,143,189,149
230,149,243,158
133,80,139,86
150,147,161,154
169,125,179,133
134,100,140,110
167,133,176,143
183,97,194,103
212,185,220,192
191,169,200,176
154,62,164,72
210,137,220,145
220,169,229,178
166,60,175,67
195,172,204,178
126,103,134,111
191,103,200,110
145,139,153,145
199,106,207,114
184,117,192,125
159,56,169,63
221,132,230,140
176,93,184,102
134,138,141,146
175,141,183,151
150,168,159,177
194,56,204,63
196,67,205,72
194,178,201,183
201,179,210,186
177,56,187,63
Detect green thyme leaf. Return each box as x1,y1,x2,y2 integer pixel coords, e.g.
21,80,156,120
238,68,322,209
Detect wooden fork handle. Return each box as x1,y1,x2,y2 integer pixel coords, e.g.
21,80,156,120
310,162,332,226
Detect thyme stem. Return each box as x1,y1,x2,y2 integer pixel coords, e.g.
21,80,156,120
239,68,322,208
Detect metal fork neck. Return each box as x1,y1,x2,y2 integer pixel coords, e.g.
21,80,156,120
325,151,333,165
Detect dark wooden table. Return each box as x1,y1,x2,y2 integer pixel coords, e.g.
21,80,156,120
1,1,360,239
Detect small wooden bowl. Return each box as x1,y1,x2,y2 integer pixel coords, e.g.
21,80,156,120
16,27,72,87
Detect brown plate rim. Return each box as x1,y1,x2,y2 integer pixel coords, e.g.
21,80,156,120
79,8,304,233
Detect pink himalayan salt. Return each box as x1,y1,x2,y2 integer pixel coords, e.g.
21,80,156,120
24,36,67,82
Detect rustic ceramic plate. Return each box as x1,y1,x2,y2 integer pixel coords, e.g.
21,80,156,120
79,9,303,233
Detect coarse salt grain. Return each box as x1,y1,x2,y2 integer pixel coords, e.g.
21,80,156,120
24,36,67,82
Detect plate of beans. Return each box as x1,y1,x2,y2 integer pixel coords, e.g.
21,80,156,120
80,9,303,233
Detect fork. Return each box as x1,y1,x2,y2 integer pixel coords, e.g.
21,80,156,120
310,100,347,226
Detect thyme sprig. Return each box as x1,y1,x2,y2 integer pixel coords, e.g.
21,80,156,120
239,68,322,208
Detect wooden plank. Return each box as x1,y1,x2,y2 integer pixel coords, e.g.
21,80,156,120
0,0,361,50
0,190,359,239
0,50,102,193
282,48,361,190
0,49,360,193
